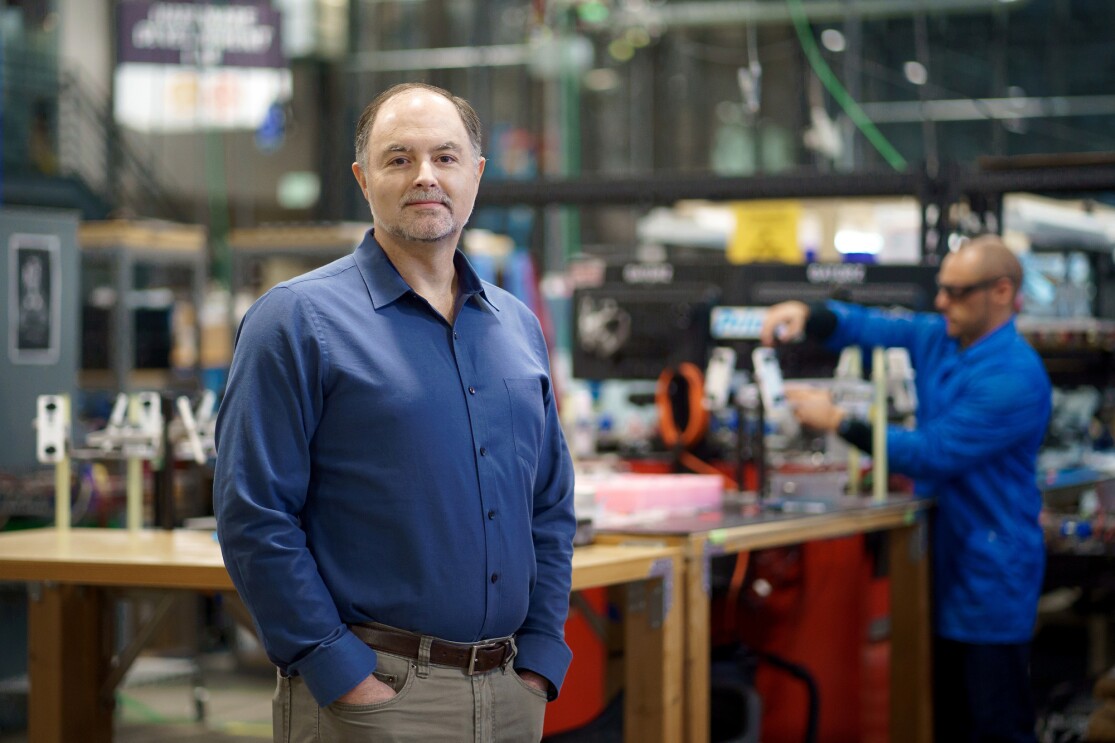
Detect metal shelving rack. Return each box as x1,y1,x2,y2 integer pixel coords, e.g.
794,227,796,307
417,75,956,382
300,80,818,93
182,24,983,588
78,219,207,392
474,157,1115,263
228,222,368,299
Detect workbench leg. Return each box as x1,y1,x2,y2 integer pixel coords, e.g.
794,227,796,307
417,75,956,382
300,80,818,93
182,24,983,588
623,557,683,743
889,522,933,743
28,583,112,743
683,541,711,743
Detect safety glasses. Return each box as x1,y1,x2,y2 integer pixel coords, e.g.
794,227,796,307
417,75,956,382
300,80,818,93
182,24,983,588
935,276,1006,301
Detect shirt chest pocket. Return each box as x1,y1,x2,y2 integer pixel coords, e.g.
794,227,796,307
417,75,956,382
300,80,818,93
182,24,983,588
504,378,545,469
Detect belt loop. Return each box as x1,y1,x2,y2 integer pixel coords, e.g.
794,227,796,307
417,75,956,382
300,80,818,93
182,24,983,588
503,636,518,669
416,636,432,679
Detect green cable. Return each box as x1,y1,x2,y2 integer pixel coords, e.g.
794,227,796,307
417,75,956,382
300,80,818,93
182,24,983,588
785,0,908,172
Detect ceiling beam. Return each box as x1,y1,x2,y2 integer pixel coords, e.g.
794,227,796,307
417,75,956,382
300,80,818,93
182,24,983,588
860,95,1115,124
619,0,1033,29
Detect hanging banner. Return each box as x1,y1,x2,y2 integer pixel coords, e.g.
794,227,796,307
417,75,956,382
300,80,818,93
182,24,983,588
114,0,291,132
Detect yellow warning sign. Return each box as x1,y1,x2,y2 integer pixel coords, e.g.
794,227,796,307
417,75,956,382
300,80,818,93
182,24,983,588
728,200,802,264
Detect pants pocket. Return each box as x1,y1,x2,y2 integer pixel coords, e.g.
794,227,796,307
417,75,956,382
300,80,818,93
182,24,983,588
272,671,291,743
321,652,417,737
500,668,547,742
510,668,549,701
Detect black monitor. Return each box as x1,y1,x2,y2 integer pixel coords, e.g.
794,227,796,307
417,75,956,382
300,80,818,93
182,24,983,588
572,282,720,380
571,259,940,380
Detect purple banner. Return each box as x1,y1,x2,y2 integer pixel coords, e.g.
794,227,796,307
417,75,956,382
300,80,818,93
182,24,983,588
117,0,284,68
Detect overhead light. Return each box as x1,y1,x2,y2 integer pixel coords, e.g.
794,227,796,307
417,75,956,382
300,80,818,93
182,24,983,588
577,1,609,24
903,61,928,86
277,172,320,210
834,229,884,255
820,29,846,53
608,38,635,62
626,28,651,48
583,68,620,92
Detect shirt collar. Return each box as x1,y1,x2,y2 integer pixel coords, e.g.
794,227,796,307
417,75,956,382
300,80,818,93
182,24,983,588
962,316,1018,356
354,229,499,312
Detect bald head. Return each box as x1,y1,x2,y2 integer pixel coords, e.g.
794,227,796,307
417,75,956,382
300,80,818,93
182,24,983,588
935,234,1024,347
957,235,1023,298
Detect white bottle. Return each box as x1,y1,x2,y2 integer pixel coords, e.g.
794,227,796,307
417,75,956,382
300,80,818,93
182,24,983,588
569,387,597,460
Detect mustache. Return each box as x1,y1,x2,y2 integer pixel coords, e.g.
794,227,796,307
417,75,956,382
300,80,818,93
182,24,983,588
403,190,450,206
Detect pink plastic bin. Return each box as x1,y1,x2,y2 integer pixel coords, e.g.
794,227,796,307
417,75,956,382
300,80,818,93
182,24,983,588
592,473,723,515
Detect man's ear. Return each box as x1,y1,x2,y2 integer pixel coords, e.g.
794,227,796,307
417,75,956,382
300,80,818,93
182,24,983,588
992,277,1015,308
351,162,368,200
477,156,486,179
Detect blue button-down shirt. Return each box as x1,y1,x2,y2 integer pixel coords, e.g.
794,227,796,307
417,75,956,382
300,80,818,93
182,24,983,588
825,300,1051,643
213,231,576,706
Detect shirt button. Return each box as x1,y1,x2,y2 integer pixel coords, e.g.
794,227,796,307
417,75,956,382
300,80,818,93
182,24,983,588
479,447,487,456
490,573,499,583
488,509,496,520
468,386,476,395
453,332,459,340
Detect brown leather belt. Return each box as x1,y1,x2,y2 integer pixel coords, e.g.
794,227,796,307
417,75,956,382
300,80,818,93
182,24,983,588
351,624,513,676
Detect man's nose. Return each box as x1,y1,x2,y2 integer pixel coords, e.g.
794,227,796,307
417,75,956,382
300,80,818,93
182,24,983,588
413,159,438,187
934,289,948,311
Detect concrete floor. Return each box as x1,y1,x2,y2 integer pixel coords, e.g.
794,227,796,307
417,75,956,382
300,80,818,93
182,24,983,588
0,647,1098,742
0,659,274,743
0,656,627,743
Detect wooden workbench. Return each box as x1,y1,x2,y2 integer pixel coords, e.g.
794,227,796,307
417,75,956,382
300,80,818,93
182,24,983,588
0,528,682,743
597,494,934,743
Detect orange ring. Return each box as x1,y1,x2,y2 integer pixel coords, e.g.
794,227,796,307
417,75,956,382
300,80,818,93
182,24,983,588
657,363,739,490
656,362,709,449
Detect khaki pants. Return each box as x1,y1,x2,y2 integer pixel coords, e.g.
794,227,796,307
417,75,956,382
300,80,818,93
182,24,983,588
273,649,547,742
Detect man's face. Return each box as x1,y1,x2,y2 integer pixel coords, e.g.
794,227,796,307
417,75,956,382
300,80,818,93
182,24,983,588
352,90,485,245
934,250,997,347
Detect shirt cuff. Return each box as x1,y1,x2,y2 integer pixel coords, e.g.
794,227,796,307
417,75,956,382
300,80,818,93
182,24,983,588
288,628,378,707
513,631,573,701
804,302,839,341
837,416,873,453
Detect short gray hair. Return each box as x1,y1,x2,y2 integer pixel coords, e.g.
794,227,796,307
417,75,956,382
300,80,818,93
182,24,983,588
354,83,482,167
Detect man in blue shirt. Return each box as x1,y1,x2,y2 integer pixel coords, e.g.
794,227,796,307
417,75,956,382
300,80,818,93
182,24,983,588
214,83,576,742
760,236,1051,743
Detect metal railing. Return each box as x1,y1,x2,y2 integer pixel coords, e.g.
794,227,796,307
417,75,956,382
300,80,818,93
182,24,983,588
2,48,186,221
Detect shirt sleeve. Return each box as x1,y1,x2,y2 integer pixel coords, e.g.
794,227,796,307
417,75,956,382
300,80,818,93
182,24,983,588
823,300,936,358
213,287,376,707
886,364,1048,480
511,323,577,699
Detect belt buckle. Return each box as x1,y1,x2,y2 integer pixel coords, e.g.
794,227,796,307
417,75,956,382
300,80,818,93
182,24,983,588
466,644,481,676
